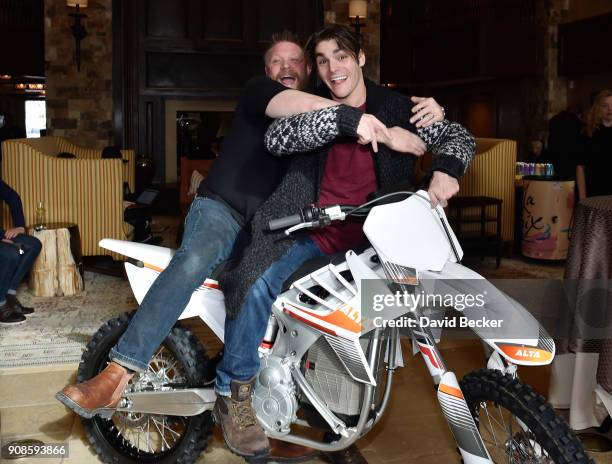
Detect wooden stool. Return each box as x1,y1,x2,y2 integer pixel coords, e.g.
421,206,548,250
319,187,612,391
28,223,83,297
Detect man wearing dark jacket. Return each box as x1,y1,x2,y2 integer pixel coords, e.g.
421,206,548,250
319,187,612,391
213,25,475,456
56,30,446,461
0,180,41,324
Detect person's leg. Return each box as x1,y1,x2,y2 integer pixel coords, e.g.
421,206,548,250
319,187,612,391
213,238,323,457
110,196,242,372
7,234,41,292
56,197,242,417
0,235,23,301
216,238,323,394
0,240,25,323
4,234,41,314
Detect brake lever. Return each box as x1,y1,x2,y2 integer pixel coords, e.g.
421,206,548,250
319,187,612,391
285,221,315,236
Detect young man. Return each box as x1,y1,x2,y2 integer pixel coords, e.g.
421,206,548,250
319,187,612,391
213,25,475,457
57,30,443,460
0,180,41,324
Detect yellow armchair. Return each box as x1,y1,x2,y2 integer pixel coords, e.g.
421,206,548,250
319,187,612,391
458,138,517,243
21,136,135,192
1,137,134,259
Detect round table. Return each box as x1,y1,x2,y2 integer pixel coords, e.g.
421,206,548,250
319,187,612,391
521,176,574,260
548,196,612,433
27,222,83,297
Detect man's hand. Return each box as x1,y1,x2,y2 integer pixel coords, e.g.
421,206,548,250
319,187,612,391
410,96,445,128
381,127,426,156
428,171,459,207
356,114,392,153
4,227,25,240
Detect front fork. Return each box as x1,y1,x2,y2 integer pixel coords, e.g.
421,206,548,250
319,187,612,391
410,314,493,464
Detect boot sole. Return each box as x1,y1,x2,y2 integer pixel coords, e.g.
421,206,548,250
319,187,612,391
212,407,270,460
0,319,26,325
54,391,115,419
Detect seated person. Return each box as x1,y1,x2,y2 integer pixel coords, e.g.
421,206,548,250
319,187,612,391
101,146,159,244
0,181,42,324
214,25,475,456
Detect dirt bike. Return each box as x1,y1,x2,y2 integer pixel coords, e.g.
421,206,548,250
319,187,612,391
74,190,590,463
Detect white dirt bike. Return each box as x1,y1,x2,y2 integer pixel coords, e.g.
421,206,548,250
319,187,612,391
74,190,590,463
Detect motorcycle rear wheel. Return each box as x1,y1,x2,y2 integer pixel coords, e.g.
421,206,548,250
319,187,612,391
460,369,592,463
76,311,214,464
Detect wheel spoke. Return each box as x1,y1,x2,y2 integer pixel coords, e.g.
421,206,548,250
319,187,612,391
477,400,556,463
98,345,193,455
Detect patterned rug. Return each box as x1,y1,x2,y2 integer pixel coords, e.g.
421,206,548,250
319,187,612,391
0,272,137,369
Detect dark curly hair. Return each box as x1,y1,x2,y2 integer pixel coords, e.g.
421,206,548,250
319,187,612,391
305,25,361,67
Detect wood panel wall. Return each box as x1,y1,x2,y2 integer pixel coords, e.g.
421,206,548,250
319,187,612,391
113,0,323,182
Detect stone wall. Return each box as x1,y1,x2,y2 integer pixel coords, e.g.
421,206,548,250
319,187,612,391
44,0,113,149
324,0,380,83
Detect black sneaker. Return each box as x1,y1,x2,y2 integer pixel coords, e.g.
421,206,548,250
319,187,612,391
0,303,26,324
6,294,34,315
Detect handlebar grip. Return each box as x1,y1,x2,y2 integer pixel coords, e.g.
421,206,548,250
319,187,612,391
268,214,303,231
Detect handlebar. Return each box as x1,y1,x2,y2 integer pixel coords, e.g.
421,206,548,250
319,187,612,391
268,214,304,231
266,190,461,264
267,192,425,234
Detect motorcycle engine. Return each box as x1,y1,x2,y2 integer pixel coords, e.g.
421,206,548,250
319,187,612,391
252,354,297,434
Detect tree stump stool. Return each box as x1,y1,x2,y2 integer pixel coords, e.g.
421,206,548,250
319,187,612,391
28,223,83,297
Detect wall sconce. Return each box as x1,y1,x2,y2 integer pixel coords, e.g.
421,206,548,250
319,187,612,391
67,0,88,72
349,0,368,37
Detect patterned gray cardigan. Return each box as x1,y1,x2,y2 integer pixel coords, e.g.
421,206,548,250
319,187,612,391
219,80,475,318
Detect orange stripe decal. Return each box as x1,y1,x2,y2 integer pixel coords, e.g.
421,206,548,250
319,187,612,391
286,303,361,334
498,345,553,363
439,384,464,399
283,308,337,336
144,262,164,272
143,263,219,289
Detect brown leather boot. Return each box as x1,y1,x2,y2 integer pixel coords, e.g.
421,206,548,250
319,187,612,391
213,377,269,458
55,362,133,418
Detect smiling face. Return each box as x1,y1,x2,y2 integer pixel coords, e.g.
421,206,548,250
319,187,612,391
314,38,366,107
264,41,309,90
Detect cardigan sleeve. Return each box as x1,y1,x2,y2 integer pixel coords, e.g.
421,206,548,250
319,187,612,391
264,105,362,156
384,93,475,178
417,121,476,178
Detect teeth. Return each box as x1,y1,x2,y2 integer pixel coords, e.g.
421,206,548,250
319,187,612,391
331,76,347,82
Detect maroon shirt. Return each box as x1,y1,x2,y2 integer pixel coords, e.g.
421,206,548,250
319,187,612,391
310,121,377,254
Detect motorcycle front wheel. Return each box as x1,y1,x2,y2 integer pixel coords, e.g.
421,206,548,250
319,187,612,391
460,369,592,463
76,311,214,464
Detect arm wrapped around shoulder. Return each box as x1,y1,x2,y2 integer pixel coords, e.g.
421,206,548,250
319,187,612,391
264,105,363,156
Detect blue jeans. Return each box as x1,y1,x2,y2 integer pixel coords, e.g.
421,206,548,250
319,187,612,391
216,237,324,395
0,232,42,303
110,197,241,372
